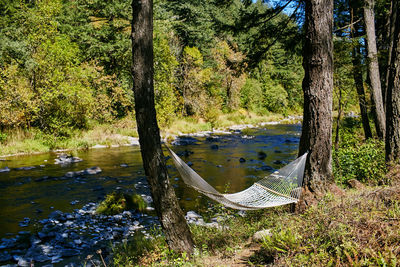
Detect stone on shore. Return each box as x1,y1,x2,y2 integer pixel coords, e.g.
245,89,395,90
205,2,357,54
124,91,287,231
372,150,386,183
252,229,272,242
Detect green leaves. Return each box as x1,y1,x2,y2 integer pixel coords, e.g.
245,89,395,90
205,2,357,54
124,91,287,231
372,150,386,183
334,133,387,186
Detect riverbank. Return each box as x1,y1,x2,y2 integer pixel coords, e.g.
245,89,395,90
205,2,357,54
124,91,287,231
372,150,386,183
0,111,301,158
110,173,400,266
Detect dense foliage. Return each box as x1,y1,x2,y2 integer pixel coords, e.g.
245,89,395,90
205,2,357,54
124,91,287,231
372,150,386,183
0,0,304,138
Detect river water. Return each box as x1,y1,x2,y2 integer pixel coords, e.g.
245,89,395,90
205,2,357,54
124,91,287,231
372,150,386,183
0,124,301,240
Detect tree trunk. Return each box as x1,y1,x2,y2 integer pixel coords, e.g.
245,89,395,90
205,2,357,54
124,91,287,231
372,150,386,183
350,7,372,139
131,0,194,254
386,1,400,163
298,0,334,210
384,1,397,108
364,0,386,139
334,81,342,151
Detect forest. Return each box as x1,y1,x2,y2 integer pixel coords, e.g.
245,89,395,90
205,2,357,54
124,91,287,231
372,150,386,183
0,0,304,148
0,0,400,266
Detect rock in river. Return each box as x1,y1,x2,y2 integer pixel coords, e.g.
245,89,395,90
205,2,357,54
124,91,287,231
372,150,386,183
84,167,102,175
54,154,83,165
0,167,10,173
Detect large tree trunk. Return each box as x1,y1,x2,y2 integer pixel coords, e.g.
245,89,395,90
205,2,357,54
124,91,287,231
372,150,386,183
386,1,400,163
298,0,334,210
131,0,194,254
350,7,372,139
364,0,386,139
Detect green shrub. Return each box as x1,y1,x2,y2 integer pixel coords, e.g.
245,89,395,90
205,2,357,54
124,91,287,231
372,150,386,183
263,83,288,113
112,233,157,266
0,132,7,143
261,227,301,256
240,78,265,113
333,135,387,185
96,192,147,215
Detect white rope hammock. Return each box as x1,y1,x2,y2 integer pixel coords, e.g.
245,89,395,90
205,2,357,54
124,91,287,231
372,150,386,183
167,146,307,210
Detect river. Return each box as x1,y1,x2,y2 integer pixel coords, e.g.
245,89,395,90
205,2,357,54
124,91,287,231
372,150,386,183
0,123,301,265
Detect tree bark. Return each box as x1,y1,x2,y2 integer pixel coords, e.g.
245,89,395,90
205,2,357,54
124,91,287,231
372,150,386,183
364,0,386,139
350,7,372,139
298,0,334,210
334,82,342,151
384,1,397,108
386,1,400,163
131,0,194,254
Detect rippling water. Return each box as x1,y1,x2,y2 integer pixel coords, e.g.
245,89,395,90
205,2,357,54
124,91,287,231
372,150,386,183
0,124,301,239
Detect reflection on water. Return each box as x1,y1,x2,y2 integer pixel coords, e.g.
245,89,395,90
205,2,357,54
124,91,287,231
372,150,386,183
0,124,301,238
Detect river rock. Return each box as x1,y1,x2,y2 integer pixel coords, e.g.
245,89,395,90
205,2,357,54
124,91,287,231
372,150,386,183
84,167,102,175
17,257,29,267
70,200,79,205
284,138,299,144
60,249,80,257
49,211,64,221
18,218,30,227
206,136,219,142
259,165,273,171
0,167,10,172
176,150,194,157
185,211,202,223
51,255,63,263
257,151,267,160
92,144,107,149
15,166,36,171
0,251,12,262
65,172,75,178
54,154,82,165
34,176,53,182
210,144,219,150
171,136,199,146
252,229,272,242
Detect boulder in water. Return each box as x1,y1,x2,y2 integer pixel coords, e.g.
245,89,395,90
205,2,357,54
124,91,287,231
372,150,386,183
210,144,219,150
84,167,102,175
0,251,12,262
0,167,10,172
257,151,267,160
54,154,83,165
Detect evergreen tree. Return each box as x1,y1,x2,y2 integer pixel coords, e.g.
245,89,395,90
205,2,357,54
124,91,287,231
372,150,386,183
298,0,334,211
131,0,194,254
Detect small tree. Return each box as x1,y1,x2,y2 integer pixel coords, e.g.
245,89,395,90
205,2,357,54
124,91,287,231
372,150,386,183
364,0,386,139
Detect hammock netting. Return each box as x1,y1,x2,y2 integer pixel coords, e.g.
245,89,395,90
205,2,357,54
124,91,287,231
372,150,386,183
167,146,307,210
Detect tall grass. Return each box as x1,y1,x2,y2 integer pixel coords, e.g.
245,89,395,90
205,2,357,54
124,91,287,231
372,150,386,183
0,112,288,156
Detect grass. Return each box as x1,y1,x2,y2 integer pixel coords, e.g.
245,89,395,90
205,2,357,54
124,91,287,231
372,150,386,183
96,192,147,215
0,111,292,157
109,182,400,266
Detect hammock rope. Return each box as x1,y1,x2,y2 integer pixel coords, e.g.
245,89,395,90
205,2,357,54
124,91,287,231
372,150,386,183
166,146,307,210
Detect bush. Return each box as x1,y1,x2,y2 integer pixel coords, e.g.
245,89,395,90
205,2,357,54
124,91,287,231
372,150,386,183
0,132,7,143
263,83,288,113
333,134,387,186
240,78,264,112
